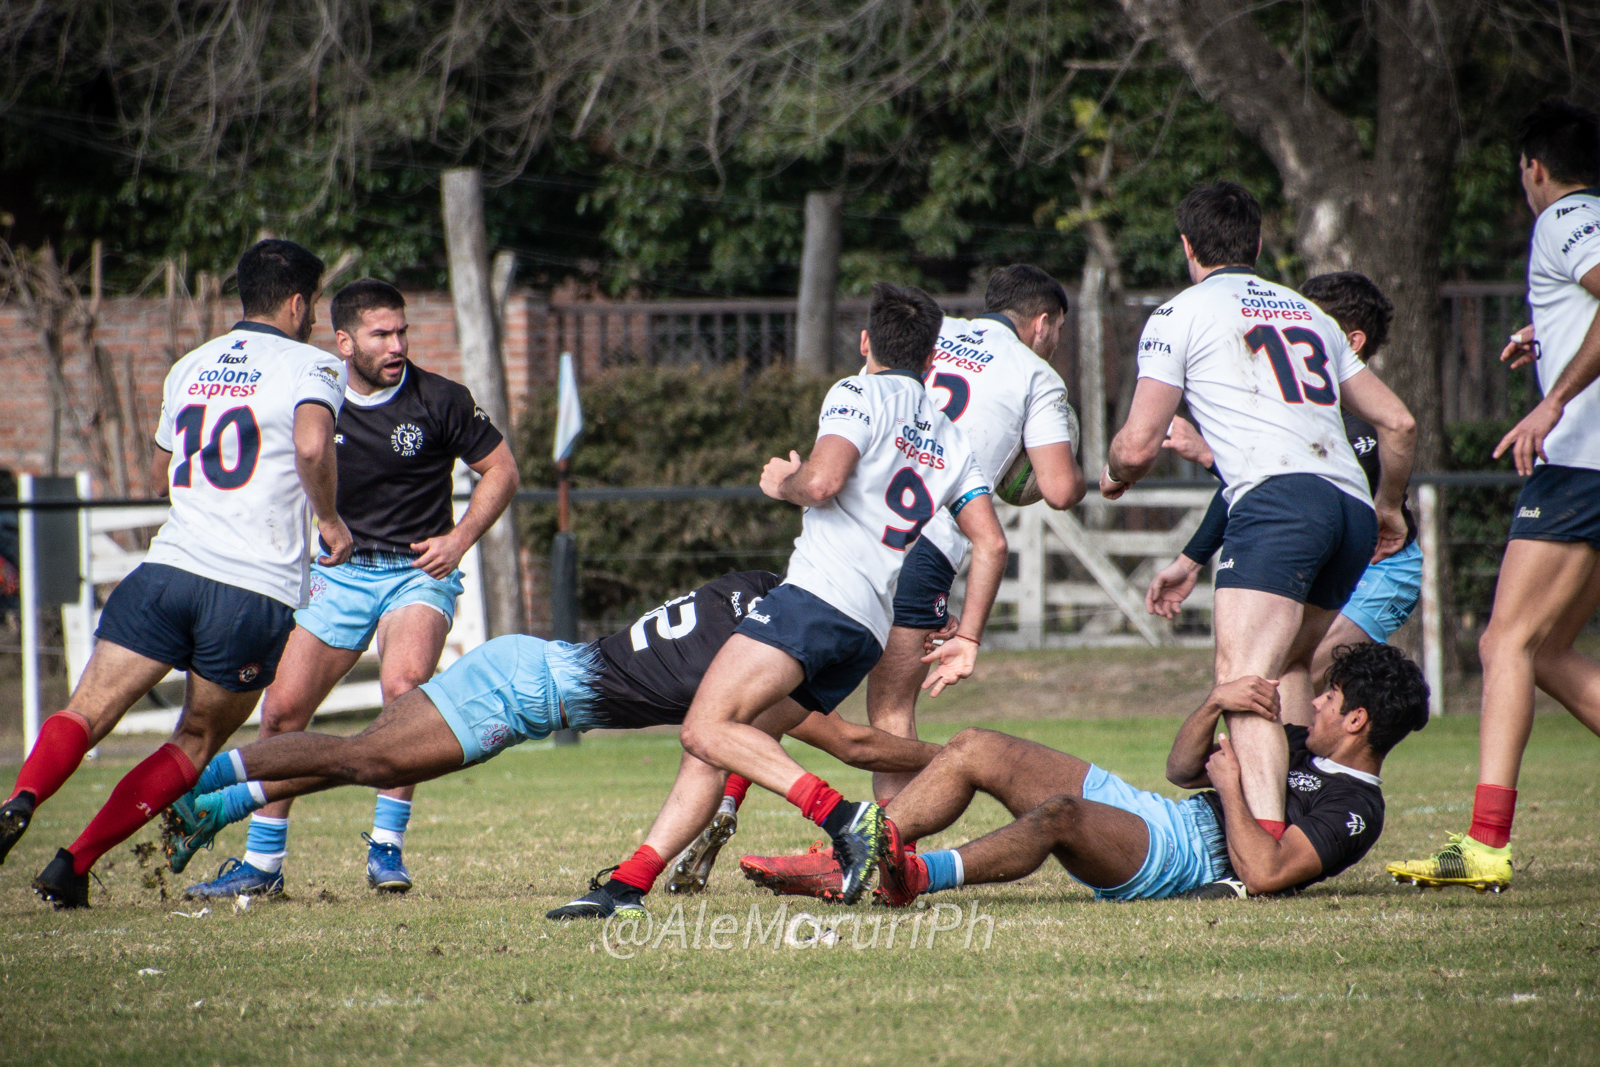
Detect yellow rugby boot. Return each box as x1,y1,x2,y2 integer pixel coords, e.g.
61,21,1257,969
1386,833,1512,893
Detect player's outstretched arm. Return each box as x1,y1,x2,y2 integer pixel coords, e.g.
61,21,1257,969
760,435,861,506
1103,379,1184,498
1339,369,1416,561
1165,676,1280,788
294,403,352,566
785,711,941,773
1207,736,1324,894
410,440,520,579
1025,441,1087,510
1494,263,1600,475
922,493,1007,696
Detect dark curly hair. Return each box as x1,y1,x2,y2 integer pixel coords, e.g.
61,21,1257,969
1324,643,1430,756
1301,272,1394,361
866,282,943,372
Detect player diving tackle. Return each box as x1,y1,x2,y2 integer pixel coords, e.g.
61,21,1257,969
159,570,942,891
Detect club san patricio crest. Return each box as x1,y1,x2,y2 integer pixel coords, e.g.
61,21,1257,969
390,422,425,457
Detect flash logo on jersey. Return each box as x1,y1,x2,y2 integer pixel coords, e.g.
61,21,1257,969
1346,812,1366,836
390,422,425,456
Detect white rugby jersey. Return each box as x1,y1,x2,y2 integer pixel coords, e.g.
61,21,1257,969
1136,268,1370,508
145,322,347,607
921,314,1077,565
1528,188,1600,470
783,369,990,645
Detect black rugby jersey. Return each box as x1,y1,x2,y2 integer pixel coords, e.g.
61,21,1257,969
589,571,784,729
327,362,503,554
1280,724,1386,889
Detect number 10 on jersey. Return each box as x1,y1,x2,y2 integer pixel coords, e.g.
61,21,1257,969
171,404,261,490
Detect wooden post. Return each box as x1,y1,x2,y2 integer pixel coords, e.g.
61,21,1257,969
795,191,842,376
19,475,39,754
442,167,526,638
1418,483,1445,718
1077,249,1110,528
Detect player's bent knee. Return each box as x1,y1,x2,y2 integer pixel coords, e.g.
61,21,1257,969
1031,794,1084,835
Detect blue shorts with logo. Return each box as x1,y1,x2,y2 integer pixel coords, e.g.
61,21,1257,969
1215,474,1378,611
735,583,883,713
297,551,465,652
1075,765,1232,901
419,635,601,765
1507,464,1600,549
96,563,294,692
1340,539,1423,642
892,536,956,630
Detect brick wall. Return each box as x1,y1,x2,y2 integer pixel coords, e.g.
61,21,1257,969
0,289,554,490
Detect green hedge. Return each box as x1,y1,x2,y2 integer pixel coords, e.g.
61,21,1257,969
516,365,832,627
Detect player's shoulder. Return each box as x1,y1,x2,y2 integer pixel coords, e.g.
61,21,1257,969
1534,193,1600,256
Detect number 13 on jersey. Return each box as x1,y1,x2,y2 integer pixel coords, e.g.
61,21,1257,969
1246,324,1336,406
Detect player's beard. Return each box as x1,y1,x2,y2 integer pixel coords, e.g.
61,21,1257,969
350,341,406,391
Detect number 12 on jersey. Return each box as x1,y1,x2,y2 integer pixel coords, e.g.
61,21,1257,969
1246,324,1336,406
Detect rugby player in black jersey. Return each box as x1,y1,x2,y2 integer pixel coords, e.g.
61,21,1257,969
160,571,939,905
745,642,1427,905
179,279,518,898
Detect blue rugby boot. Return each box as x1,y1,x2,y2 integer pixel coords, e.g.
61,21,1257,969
364,833,413,893
161,790,231,874
185,857,284,899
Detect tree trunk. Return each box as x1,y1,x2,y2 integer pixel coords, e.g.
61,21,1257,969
442,166,528,639
795,190,843,376
1117,0,1484,472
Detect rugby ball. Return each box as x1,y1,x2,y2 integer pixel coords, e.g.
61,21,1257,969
997,450,1042,506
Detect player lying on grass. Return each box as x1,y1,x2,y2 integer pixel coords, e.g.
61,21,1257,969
744,642,1428,904
162,570,939,898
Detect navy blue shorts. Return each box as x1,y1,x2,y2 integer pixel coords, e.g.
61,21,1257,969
1508,465,1600,549
1214,474,1377,611
891,536,956,630
735,583,883,713
96,563,295,692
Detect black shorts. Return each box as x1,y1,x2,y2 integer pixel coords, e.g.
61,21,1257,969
96,563,295,692
1508,465,1600,549
1214,474,1377,611
891,536,956,630
734,583,883,713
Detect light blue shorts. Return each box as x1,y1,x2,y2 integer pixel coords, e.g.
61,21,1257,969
297,553,464,652
1076,765,1231,901
419,635,601,764
1340,540,1423,643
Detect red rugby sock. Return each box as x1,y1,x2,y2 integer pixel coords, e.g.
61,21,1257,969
785,773,844,827
1256,819,1288,841
724,774,752,809
10,712,92,806
66,743,198,876
1468,784,1517,849
610,845,666,893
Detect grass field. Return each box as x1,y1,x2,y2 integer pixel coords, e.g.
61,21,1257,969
2,651,1598,1066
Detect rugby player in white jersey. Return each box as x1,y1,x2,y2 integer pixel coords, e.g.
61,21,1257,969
1388,99,1600,892
732,265,1085,897
0,240,350,907
1101,182,1416,846
178,279,519,899
547,283,1008,915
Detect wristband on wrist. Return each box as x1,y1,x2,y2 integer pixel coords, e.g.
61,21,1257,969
953,633,980,647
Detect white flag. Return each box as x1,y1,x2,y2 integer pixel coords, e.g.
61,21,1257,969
553,352,583,462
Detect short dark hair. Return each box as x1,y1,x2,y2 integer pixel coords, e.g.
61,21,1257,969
331,278,407,334
1517,98,1600,187
1324,643,1430,757
984,265,1070,321
1301,272,1394,360
237,239,325,318
866,282,943,372
1175,182,1261,268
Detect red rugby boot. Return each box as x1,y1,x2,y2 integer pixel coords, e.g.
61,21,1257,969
739,841,844,899
875,818,928,908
